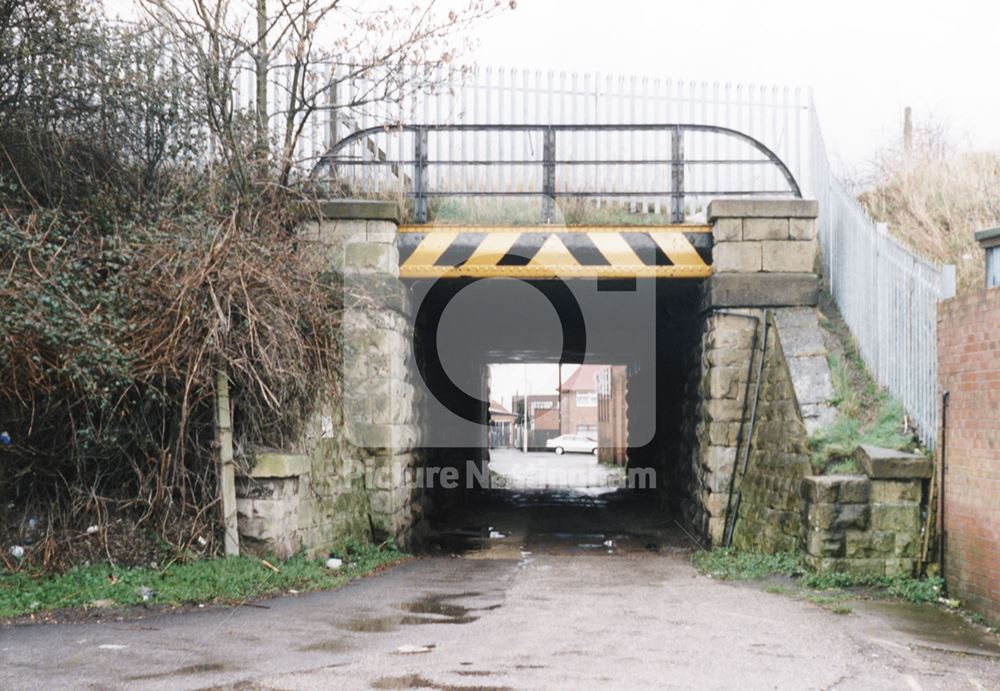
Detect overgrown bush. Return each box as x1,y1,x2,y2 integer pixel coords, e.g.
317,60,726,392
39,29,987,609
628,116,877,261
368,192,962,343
0,0,511,571
858,119,1000,293
0,1,341,570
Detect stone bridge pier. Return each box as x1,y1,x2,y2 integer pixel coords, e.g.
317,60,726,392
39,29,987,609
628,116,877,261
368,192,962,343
690,199,835,549
235,201,426,556
234,198,850,558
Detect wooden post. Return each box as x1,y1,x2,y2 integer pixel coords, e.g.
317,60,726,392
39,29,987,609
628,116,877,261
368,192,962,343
215,368,240,556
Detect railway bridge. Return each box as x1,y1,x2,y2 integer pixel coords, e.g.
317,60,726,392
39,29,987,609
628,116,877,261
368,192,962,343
238,122,854,569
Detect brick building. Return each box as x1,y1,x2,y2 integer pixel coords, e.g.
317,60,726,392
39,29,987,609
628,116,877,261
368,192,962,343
936,230,1000,624
559,364,603,437
488,399,516,448
527,394,560,448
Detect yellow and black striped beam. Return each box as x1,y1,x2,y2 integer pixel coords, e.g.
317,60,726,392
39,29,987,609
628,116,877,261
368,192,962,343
397,225,713,279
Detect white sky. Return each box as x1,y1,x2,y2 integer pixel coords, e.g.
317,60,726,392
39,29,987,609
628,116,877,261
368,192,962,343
488,363,570,412
104,0,1000,170
468,0,1000,171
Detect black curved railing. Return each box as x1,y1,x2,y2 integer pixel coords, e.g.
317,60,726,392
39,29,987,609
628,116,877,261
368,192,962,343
317,123,802,223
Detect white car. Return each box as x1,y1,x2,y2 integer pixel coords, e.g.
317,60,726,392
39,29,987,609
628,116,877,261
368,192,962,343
546,434,598,455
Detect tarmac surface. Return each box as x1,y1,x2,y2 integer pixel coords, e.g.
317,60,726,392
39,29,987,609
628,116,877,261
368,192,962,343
487,447,625,491
1,455,998,689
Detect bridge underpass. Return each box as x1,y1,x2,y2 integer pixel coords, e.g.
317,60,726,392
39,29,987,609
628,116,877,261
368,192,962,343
237,124,836,563
401,226,709,549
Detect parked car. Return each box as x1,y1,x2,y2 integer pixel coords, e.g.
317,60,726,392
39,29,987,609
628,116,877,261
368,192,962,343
546,434,598,455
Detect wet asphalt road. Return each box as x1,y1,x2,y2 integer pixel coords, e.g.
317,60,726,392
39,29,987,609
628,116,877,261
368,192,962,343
487,448,624,491
1,487,999,690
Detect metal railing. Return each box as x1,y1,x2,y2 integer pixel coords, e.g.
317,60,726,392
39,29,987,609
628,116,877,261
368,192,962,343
319,123,801,223
810,107,954,448
234,62,955,446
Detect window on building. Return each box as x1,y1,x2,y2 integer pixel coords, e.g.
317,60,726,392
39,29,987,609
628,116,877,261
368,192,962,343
531,400,554,413
576,391,597,407
577,424,598,437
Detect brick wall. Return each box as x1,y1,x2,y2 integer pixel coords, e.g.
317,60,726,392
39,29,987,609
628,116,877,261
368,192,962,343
559,390,598,435
937,287,1000,624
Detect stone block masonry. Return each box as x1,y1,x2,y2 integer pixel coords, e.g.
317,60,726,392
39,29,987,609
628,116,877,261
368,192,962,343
679,308,814,549
236,201,424,558
729,312,813,553
705,199,820,310
937,286,1000,624
696,198,934,579
799,446,930,578
686,198,834,550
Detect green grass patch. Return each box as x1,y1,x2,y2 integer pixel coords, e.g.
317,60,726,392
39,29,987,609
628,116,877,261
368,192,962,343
799,570,943,604
691,548,801,580
0,541,405,618
809,352,916,474
692,548,944,606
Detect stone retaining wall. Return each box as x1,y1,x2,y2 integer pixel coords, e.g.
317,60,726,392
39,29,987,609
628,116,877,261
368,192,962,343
730,312,814,553
688,199,828,549
236,201,423,558
800,445,931,577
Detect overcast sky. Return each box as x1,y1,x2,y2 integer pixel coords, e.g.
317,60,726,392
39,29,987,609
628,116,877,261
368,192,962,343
105,0,1000,169
466,0,998,171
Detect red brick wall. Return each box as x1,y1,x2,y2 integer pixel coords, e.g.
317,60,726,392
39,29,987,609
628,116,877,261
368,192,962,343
559,390,598,435
938,288,1000,623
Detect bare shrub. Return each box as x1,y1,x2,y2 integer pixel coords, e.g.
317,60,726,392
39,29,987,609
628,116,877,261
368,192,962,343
858,119,1000,293
0,0,511,569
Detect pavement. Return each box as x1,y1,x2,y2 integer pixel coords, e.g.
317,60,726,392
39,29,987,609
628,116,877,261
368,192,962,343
1,488,999,690
487,448,625,491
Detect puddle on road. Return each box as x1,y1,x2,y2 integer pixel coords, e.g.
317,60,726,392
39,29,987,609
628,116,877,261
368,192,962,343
864,600,1000,658
299,638,355,653
125,662,226,681
401,592,480,619
339,592,501,633
419,488,689,559
372,673,512,690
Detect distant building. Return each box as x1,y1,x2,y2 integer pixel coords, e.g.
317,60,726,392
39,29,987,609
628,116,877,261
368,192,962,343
528,394,559,429
559,364,603,438
488,399,516,448
527,394,560,448
558,364,628,464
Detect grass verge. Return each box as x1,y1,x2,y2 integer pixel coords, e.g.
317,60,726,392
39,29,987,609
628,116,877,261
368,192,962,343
0,541,405,620
691,548,943,606
691,547,801,581
809,308,918,474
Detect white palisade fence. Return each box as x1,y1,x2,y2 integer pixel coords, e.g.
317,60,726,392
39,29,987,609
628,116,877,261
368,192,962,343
809,108,954,448
244,62,954,447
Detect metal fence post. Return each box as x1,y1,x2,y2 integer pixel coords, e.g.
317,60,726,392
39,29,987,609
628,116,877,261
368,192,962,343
671,126,684,223
940,264,957,298
414,127,429,223
543,128,556,223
